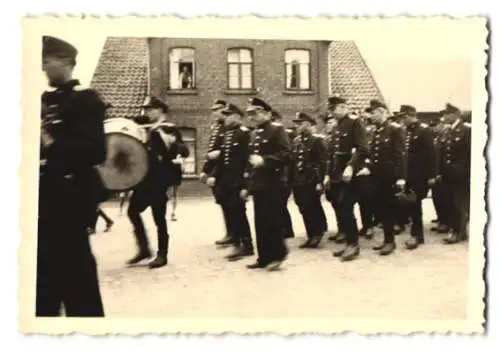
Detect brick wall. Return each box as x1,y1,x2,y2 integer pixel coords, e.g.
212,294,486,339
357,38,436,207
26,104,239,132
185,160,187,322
148,38,331,175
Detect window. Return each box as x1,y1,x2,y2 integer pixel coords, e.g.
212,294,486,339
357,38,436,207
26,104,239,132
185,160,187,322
178,127,197,175
285,49,311,90
227,48,254,90
169,48,196,90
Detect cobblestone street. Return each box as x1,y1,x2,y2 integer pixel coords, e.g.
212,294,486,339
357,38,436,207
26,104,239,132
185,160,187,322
90,197,468,320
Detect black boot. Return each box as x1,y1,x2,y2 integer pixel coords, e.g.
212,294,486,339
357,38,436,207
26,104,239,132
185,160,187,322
307,235,323,248
379,242,396,256
359,227,374,239
340,244,360,262
226,241,254,261
148,253,168,269
405,236,424,250
127,249,152,265
299,238,313,249
215,235,234,246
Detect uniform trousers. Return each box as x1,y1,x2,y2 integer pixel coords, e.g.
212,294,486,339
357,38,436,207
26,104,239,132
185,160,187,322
431,181,449,225
371,177,398,244
406,182,429,240
292,184,327,238
325,185,345,234
217,189,252,245
326,181,359,245
213,187,233,239
127,180,169,255
36,176,104,317
280,187,295,238
357,175,375,230
253,189,289,265
441,177,469,238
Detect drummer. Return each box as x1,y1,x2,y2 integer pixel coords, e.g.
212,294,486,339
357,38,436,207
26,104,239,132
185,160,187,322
126,96,189,269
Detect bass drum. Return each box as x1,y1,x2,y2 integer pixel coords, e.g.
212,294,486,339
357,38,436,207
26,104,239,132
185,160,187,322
96,118,149,192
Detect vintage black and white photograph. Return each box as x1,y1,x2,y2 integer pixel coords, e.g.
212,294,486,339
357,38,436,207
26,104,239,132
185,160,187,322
20,16,487,334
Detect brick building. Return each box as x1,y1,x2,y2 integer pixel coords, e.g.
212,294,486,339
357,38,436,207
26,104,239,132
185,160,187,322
90,37,384,196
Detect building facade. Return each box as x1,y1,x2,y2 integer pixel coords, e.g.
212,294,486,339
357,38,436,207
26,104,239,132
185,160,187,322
91,37,384,196
146,38,331,177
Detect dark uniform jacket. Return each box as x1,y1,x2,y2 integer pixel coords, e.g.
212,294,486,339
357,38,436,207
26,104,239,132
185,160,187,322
438,120,471,183
290,132,327,187
40,79,107,212
201,121,225,174
366,121,406,182
210,124,251,194
245,121,292,192
404,121,436,196
325,115,369,183
144,124,189,190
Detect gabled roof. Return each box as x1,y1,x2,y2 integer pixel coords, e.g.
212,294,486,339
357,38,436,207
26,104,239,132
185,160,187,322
90,37,149,119
328,41,385,112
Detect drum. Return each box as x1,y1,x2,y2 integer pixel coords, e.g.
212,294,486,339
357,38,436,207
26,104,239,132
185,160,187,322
96,118,149,192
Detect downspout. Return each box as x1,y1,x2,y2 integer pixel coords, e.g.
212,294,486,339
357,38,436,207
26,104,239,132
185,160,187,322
146,37,151,97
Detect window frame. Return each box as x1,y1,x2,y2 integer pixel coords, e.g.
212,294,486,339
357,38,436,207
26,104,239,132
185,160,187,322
284,48,312,91
226,47,255,91
177,126,197,176
168,47,197,91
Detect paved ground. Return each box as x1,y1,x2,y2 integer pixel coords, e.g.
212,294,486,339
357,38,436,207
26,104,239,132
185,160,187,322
90,197,468,320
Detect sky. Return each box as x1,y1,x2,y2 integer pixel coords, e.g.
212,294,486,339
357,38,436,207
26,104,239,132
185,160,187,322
35,19,477,112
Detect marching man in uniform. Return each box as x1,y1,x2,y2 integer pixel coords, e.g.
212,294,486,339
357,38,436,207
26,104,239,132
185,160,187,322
437,103,471,244
356,108,377,239
363,100,406,256
270,109,295,240
398,105,436,250
206,103,254,261
126,96,189,269
323,96,369,262
290,112,328,248
200,99,236,246
38,36,107,316
244,98,292,271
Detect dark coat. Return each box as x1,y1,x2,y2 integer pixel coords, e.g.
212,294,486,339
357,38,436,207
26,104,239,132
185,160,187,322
143,126,189,190
325,115,369,183
438,120,471,183
211,124,251,205
404,121,436,197
40,79,107,214
245,121,292,192
201,121,225,174
367,120,406,182
290,132,327,187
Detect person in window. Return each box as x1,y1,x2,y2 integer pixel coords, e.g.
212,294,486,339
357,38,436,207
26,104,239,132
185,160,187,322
180,65,193,89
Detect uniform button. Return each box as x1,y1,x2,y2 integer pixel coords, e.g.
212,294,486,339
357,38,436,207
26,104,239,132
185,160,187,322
374,160,379,163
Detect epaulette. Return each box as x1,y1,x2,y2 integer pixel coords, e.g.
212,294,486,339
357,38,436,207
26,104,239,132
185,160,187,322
313,133,325,139
163,122,175,127
390,122,401,128
463,122,471,128
73,84,91,92
349,114,358,119
240,126,249,131
44,86,58,93
272,122,283,126
421,123,429,128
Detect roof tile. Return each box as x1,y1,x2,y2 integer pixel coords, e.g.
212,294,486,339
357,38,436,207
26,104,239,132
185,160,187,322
90,37,149,119
329,41,385,112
